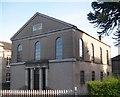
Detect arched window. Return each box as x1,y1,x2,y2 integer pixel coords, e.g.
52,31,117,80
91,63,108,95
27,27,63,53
80,70,85,84
79,38,84,60
100,47,102,64
92,71,95,81
106,50,109,65
100,71,103,80
56,37,62,59
17,44,22,62
91,43,95,62
35,41,40,60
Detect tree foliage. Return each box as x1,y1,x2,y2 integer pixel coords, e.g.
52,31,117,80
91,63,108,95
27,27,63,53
87,1,120,45
87,76,120,97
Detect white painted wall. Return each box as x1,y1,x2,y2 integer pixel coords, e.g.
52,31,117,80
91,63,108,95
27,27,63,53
0,43,4,89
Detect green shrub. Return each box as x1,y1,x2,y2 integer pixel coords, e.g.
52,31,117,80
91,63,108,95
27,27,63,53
87,76,120,97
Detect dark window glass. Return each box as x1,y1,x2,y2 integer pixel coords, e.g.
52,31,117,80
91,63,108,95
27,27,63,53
6,73,10,82
92,71,95,81
100,71,103,80
56,37,62,59
80,71,85,84
6,56,11,67
100,47,102,64
79,39,84,60
106,50,109,65
107,72,109,76
35,42,40,60
91,44,95,62
17,44,22,62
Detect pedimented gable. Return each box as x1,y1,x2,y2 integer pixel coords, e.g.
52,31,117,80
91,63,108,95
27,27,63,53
11,12,75,40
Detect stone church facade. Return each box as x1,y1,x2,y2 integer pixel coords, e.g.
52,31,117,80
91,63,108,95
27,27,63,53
10,12,111,94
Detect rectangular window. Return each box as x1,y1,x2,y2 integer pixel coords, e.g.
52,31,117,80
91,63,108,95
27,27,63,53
106,50,109,65
100,47,103,64
80,71,85,84
6,73,10,82
100,72,103,80
107,72,109,76
33,23,42,31
79,39,84,60
6,56,11,67
92,71,95,81
91,44,94,62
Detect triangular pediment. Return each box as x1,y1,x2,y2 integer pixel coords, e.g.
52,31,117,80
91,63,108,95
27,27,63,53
11,12,75,41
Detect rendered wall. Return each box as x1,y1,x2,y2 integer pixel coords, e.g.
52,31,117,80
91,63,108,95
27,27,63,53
75,61,112,94
48,61,74,90
10,64,25,89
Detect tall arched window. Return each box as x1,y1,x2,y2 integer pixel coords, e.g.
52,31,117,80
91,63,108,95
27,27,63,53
91,43,95,62
106,50,109,65
100,47,102,64
17,44,22,62
56,37,62,59
35,41,40,60
79,38,84,60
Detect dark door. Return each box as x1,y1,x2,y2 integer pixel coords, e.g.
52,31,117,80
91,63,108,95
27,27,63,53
28,68,31,90
34,68,39,90
42,68,46,90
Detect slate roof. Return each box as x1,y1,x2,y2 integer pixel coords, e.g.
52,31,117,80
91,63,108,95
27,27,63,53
112,55,120,61
0,41,11,50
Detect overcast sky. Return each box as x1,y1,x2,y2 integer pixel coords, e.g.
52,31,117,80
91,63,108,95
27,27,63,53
0,0,118,57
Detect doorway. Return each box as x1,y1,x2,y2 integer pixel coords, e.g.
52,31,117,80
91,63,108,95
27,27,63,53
42,68,46,90
34,68,39,90
27,68,46,90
